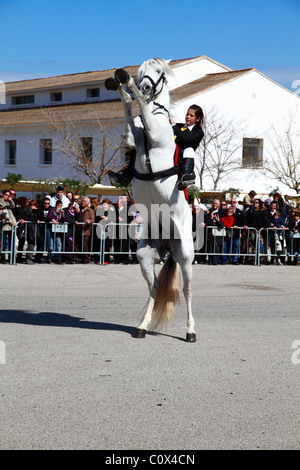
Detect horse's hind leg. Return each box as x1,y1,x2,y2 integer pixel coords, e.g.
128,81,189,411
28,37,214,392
132,242,160,338
181,261,196,342
173,242,196,342
132,282,156,338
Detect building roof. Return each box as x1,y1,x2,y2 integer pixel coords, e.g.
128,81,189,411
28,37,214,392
4,56,218,94
170,68,253,102
0,179,127,195
0,68,254,126
0,99,136,126
5,68,139,94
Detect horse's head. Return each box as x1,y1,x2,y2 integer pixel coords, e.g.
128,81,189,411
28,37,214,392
137,58,174,100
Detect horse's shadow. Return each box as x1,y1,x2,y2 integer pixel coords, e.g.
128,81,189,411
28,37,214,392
0,309,135,335
0,309,185,341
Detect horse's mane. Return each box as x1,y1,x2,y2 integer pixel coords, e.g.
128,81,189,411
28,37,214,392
137,58,174,81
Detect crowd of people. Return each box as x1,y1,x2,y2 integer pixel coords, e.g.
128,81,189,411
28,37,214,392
0,185,142,265
193,190,300,265
0,186,299,266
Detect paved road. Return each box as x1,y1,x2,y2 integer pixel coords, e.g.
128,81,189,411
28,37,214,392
0,263,299,450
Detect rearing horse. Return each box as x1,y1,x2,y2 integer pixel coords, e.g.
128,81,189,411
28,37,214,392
105,58,196,342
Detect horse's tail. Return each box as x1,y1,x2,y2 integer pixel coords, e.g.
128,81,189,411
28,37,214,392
150,256,180,332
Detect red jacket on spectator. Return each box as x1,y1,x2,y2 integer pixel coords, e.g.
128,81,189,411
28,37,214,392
221,214,235,228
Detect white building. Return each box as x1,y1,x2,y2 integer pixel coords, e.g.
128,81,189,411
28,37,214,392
1,56,299,198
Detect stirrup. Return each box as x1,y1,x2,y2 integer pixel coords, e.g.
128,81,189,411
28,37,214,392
107,170,130,187
177,173,195,190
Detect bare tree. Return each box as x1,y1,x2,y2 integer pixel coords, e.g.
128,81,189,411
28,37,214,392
41,107,123,184
195,107,245,190
264,114,300,194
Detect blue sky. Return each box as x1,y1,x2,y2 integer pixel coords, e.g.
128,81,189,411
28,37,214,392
0,0,299,92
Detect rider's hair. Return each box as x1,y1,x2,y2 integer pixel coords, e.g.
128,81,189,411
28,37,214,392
188,104,204,129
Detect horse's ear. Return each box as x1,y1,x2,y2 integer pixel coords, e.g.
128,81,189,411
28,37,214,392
159,58,174,77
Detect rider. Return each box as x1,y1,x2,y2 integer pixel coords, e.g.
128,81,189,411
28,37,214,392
170,104,204,190
108,104,204,191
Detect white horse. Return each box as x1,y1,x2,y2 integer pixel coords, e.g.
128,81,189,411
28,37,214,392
105,58,196,342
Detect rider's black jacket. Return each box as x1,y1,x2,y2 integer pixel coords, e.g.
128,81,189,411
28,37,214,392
172,123,204,151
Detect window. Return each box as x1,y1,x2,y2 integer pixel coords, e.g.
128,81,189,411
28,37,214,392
86,88,100,99
11,95,34,105
40,139,52,165
80,137,92,161
242,138,263,168
5,140,16,165
50,92,62,102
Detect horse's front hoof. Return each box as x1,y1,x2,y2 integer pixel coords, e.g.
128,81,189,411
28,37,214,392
132,328,146,339
186,333,197,343
115,68,130,84
105,77,119,91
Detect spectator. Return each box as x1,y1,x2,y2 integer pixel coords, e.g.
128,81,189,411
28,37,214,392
23,199,39,264
208,199,220,216
90,197,100,213
97,198,116,264
205,210,225,265
221,206,235,264
273,193,291,220
66,191,80,212
47,200,66,264
0,203,15,263
243,190,256,208
286,210,300,265
270,210,288,265
8,188,17,217
66,191,75,204
230,198,244,264
63,203,78,264
88,197,101,262
219,200,228,218
0,190,16,263
36,197,52,263
75,196,95,264
0,205,7,253
50,184,70,209
244,197,271,264
268,201,277,218
14,196,29,263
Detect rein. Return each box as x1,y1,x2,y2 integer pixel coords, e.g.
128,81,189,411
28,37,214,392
135,71,176,182
153,101,170,117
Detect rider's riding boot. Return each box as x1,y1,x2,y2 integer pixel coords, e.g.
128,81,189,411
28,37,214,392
177,158,195,191
108,151,135,186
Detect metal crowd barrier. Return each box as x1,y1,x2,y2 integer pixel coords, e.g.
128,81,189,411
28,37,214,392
100,224,261,265
257,227,300,266
193,226,259,265
0,227,15,264
100,222,141,264
11,221,104,264
2,221,299,266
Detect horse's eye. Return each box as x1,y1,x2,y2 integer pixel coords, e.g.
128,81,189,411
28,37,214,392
157,69,160,74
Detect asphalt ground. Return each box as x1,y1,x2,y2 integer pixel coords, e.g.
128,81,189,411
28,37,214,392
0,263,299,450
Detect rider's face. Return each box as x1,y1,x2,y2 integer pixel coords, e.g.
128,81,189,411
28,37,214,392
185,108,200,126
